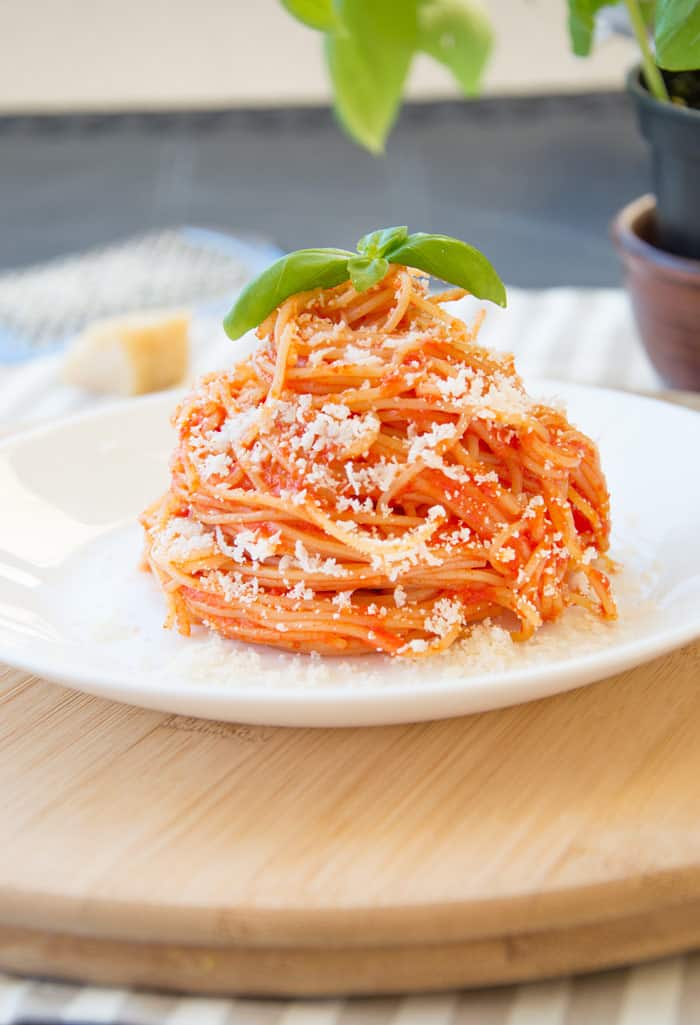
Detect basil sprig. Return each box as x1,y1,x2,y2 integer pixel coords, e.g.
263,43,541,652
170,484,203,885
568,0,700,68
224,226,506,340
566,0,700,104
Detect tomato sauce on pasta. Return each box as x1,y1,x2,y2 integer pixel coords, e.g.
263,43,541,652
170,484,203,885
141,267,616,656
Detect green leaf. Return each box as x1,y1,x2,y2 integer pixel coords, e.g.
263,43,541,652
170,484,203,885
385,232,506,306
347,255,390,291
325,0,418,153
280,0,335,30
357,225,408,257
655,0,700,69
224,248,353,339
223,228,506,338
640,0,656,27
566,0,617,56
417,0,492,95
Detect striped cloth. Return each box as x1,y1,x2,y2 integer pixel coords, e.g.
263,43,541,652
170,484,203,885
0,262,683,1023
1,956,700,1023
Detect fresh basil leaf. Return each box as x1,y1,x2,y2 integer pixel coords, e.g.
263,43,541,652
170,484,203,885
347,255,390,291
224,248,353,339
566,0,617,56
357,225,409,257
325,0,418,153
417,0,492,95
385,232,506,306
655,0,700,69
223,228,506,338
280,0,335,30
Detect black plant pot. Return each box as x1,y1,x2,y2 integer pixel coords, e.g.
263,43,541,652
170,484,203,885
627,66,700,260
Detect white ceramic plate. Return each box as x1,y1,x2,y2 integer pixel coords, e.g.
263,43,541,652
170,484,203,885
0,379,699,727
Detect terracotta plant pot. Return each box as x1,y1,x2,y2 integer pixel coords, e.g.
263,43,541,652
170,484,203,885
612,194,700,390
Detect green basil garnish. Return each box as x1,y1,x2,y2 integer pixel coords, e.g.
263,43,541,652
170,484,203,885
224,227,506,340
347,255,390,292
357,225,410,256
385,232,507,308
224,248,353,341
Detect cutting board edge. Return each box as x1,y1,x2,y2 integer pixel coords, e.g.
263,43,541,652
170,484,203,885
2,894,700,997
1,861,700,950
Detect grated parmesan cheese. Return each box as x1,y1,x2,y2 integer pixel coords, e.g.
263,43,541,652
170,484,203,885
407,422,459,464
199,452,231,480
209,570,260,606
345,458,402,496
209,407,261,452
424,597,465,638
294,540,348,577
152,516,213,561
337,495,375,514
215,526,281,566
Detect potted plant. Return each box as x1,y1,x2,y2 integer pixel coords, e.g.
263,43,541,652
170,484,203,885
570,1,700,260
571,1,700,388
282,0,700,387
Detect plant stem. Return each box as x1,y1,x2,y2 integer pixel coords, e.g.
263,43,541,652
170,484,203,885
623,0,669,103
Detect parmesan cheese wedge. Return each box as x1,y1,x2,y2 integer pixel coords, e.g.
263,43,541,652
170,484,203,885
63,310,190,395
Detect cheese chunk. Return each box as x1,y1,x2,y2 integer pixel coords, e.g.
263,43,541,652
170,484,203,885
63,310,190,395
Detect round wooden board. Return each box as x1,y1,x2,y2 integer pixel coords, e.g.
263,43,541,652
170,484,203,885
1,641,700,997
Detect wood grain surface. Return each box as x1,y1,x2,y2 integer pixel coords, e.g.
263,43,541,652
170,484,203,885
0,388,698,997
1,640,700,996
